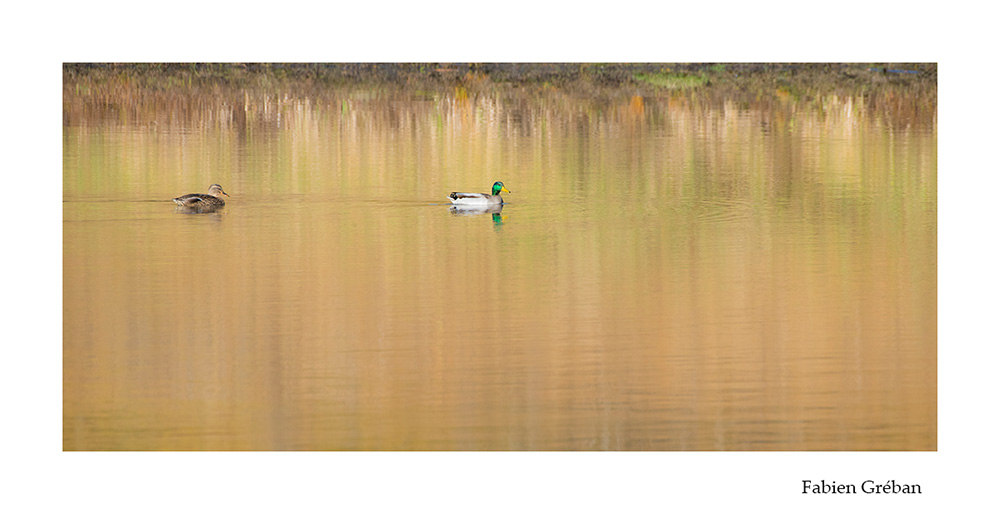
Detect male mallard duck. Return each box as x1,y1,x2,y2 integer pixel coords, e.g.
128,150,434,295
448,181,511,206
173,184,229,211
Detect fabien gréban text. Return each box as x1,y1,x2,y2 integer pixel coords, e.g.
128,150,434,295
802,480,921,494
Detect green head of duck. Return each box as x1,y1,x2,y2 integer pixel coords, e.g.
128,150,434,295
492,181,511,196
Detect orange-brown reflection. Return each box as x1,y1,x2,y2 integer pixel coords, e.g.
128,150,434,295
64,77,936,450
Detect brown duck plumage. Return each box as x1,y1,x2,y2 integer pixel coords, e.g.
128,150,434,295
173,184,229,212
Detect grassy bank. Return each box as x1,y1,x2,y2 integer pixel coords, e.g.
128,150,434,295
64,62,935,97
63,63,936,132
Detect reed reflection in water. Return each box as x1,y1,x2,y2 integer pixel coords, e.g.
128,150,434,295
63,81,936,450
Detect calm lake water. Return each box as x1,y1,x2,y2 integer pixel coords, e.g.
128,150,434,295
63,80,936,450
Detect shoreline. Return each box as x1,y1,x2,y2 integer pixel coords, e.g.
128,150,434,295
64,62,936,96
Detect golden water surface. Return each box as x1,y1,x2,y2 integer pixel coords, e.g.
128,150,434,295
64,78,936,450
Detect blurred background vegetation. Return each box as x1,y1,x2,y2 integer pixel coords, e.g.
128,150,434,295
64,62,935,97
63,63,937,134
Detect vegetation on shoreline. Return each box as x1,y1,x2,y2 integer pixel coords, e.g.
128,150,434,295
63,63,936,133
64,62,935,96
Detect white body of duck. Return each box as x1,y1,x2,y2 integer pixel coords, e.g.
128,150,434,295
448,181,510,206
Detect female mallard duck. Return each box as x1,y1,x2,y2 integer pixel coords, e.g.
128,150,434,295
173,184,229,212
448,181,511,206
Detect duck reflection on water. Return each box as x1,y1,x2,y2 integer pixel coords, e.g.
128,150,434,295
449,203,507,227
